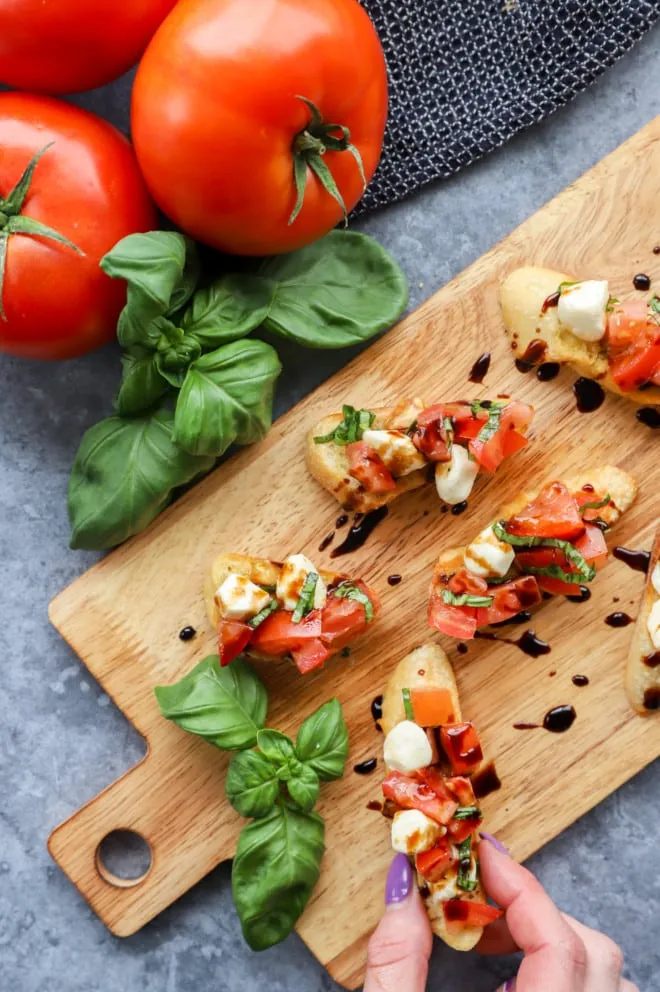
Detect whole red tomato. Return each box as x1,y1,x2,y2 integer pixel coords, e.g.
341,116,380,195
131,0,387,255
0,0,178,95
0,93,157,360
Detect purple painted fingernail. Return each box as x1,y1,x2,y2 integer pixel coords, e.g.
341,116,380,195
385,853,412,905
480,832,509,855
504,979,516,992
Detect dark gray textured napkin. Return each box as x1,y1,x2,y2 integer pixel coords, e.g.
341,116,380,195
359,0,660,211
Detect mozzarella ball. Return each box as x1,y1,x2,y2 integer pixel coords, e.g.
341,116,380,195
391,809,442,855
384,720,433,773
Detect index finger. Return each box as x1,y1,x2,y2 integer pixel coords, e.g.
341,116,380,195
477,840,587,992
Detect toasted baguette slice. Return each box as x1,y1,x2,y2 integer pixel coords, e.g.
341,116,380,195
381,643,488,952
204,553,350,662
625,530,660,714
432,465,637,605
306,399,429,511
500,265,660,406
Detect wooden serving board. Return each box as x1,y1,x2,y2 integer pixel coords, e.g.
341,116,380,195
49,118,660,989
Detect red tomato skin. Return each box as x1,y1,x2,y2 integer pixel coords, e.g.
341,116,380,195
250,609,322,656
0,93,156,360
440,723,483,776
382,771,458,825
321,581,379,648
218,620,253,665
347,442,397,493
415,838,453,883
0,1,177,95
443,900,503,929
291,638,331,674
506,482,585,541
131,0,388,255
428,593,478,640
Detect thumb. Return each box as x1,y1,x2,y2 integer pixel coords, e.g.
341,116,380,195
364,853,433,992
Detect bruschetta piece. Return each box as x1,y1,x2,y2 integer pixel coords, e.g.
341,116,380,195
306,397,533,512
380,644,502,951
625,530,660,714
204,552,379,674
500,266,660,404
428,466,637,640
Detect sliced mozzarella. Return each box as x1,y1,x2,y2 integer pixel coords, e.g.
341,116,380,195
435,444,479,505
215,574,271,621
647,600,660,650
276,553,327,612
362,428,427,477
383,720,433,773
557,280,609,343
423,865,461,902
464,525,515,579
391,809,442,855
651,562,660,597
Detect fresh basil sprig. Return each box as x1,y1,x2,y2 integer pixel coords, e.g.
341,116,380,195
456,835,478,892
332,581,376,621
155,662,348,949
69,228,407,551
292,572,319,623
579,493,610,513
313,404,376,445
402,687,415,721
441,589,494,608
472,401,506,444
492,521,596,582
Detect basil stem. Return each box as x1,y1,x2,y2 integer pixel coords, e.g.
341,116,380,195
402,687,415,721
313,404,375,445
558,280,577,292
292,572,319,623
453,806,482,820
492,521,596,582
248,599,279,629
457,836,478,892
579,492,610,513
441,589,494,608
475,402,506,444
332,581,375,622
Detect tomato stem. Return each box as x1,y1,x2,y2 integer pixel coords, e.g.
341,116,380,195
288,96,367,227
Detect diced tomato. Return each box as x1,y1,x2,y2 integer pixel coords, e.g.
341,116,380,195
382,771,458,825
428,592,478,640
444,776,476,806
410,687,456,727
320,581,379,649
607,299,650,347
410,405,451,462
533,575,581,596
346,441,397,492
218,619,253,666
250,609,321,657
448,813,483,844
443,900,503,929
611,340,660,391
608,300,660,391
475,576,541,626
500,400,534,433
416,765,462,805
574,522,608,569
291,638,331,674
574,488,610,524
416,837,454,883
500,428,529,459
449,569,489,597
506,482,585,540
440,723,483,775
465,401,533,472
516,522,608,596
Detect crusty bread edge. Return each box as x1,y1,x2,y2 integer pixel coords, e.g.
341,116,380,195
625,531,660,714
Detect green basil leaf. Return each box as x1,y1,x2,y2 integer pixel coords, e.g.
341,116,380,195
232,801,325,950
101,232,199,349
247,599,279,629
295,698,348,781
579,493,610,513
313,404,376,445
115,352,169,417
154,656,268,751
492,521,596,581
226,749,279,818
173,340,281,457
68,406,214,551
256,729,296,766
441,589,494,608
287,763,320,812
253,230,407,349
332,581,375,621
291,572,318,623
453,806,482,820
181,275,272,348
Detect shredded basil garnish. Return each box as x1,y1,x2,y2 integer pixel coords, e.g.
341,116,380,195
470,401,506,444
441,589,494,608
453,806,482,820
605,297,619,313
402,687,415,721
292,572,319,623
443,416,454,453
523,564,594,584
332,581,375,622
579,493,610,513
650,296,660,315
492,521,596,582
313,404,376,445
248,599,279,629
558,280,577,293
456,836,478,892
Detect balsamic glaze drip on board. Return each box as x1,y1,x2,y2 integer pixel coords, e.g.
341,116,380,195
644,689,660,710
572,674,589,687
541,591,553,600
371,695,384,730
515,338,547,373
318,531,334,552
613,546,651,574
490,610,532,627
636,407,660,429
643,652,660,668
331,506,388,557
472,761,502,799
541,291,561,313
468,352,491,384
537,362,560,382
573,377,605,413
179,626,196,641
475,629,551,656
543,704,576,733
387,574,402,586
354,758,378,775
633,273,651,291
654,246,660,255
566,585,591,603
336,513,349,528
457,643,468,655
366,800,382,812
513,722,539,730
451,501,468,516
605,612,633,628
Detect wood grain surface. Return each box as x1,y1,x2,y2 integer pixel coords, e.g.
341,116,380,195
48,117,660,989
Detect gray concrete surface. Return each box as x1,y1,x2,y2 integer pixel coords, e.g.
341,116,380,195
2,25,660,992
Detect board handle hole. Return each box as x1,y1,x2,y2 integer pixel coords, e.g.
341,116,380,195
95,830,152,888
